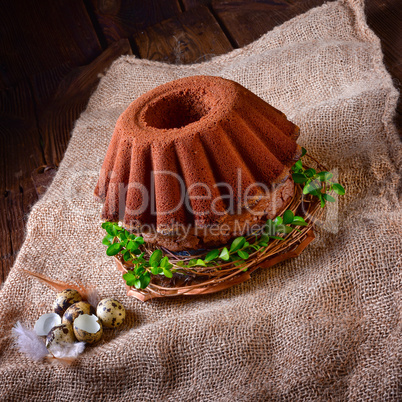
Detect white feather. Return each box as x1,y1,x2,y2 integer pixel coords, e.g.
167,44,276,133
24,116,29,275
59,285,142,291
86,287,101,309
12,321,48,361
49,342,86,359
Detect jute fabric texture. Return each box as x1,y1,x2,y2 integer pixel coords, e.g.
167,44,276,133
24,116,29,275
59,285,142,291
0,0,400,400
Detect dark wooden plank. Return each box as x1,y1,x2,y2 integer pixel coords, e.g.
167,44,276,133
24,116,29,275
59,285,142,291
0,80,44,283
87,0,182,45
33,39,132,166
0,81,44,193
182,0,212,9
30,63,75,109
0,196,14,284
134,6,233,64
2,186,38,283
0,0,102,89
212,0,328,48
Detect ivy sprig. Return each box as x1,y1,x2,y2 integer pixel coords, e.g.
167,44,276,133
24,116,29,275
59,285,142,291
101,211,307,289
101,222,173,290
292,147,345,207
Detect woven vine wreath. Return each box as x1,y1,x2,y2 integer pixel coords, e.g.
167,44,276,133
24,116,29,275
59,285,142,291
101,151,345,301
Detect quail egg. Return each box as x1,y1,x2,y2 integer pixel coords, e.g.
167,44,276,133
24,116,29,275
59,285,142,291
46,323,75,351
53,289,83,316
73,314,103,344
34,312,62,336
96,298,126,328
62,301,95,325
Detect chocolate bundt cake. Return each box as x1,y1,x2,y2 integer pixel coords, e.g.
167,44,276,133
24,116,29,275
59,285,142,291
95,76,301,251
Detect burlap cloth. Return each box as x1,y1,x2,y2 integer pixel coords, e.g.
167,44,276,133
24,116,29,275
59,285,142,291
1,0,400,400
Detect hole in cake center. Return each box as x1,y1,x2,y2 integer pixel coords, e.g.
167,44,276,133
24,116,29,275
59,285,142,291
144,92,211,129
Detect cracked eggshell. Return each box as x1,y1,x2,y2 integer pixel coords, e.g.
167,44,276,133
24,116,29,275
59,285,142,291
46,324,75,350
62,301,95,325
53,289,83,316
96,298,126,328
34,313,62,336
73,314,103,344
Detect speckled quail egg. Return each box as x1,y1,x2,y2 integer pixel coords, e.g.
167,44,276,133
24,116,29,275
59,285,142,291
46,324,75,351
34,312,62,336
62,301,95,325
96,298,126,328
73,314,103,344
53,289,83,316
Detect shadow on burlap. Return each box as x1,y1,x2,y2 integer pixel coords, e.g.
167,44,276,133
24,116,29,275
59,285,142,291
0,0,400,400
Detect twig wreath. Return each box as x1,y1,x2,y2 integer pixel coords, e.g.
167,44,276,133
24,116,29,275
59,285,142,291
101,149,345,300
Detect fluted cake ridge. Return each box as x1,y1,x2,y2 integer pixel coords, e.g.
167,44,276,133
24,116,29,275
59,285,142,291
95,76,301,250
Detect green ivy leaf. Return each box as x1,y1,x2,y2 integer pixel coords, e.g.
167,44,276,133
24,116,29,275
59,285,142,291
188,259,198,267
260,234,270,243
105,225,117,237
301,147,307,157
318,194,326,208
304,168,316,178
123,250,132,262
135,236,145,244
106,243,121,256
276,225,293,234
160,256,170,268
237,250,249,260
292,216,308,226
135,266,145,276
163,268,173,278
230,237,246,252
318,171,333,182
311,189,323,197
323,193,336,202
274,216,283,226
332,183,345,195
303,182,321,195
102,234,114,246
195,259,206,267
205,249,220,262
292,173,308,183
101,222,111,230
118,231,127,241
122,271,136,287
149,249,162,268
283,210,294,225
259,242,268,247
219,247,230,261
270,235,285,240
140,273,151,289
292,159,303,172
120,239,129,249
126,241,139,251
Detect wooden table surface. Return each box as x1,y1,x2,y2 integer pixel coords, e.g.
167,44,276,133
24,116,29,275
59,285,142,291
0,0,400,284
